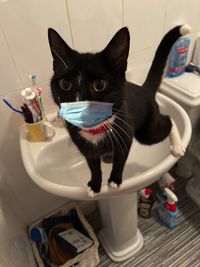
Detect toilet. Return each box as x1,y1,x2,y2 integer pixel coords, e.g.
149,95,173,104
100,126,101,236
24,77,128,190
160,72,200,207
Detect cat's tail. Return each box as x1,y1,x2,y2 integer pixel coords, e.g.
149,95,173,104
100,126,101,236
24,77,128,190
143,25,191,94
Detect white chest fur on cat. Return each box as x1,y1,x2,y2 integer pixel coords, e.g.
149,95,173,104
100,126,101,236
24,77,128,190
79,116,115,144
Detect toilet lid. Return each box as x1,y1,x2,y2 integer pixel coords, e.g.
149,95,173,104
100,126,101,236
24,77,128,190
160,72,200,106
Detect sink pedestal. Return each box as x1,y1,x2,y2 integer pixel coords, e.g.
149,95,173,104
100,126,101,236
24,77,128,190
98,192,143,262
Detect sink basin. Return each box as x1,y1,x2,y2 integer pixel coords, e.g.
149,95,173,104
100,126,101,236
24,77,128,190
20,93,191,200
20,93,191,262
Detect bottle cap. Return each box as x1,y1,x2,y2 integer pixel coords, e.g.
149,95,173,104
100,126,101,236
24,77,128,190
140,188,153,198
30,227,42,243
159,173,175,189
164,188,178,212
164,188,178,204
21,87,35,100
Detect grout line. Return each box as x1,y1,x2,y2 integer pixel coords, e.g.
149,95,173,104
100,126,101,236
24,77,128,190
195,2,200,33
129,44,157,56
0,78,51,97
0,23,24,88
65,0,75,49
0,87,23,98
162,0,169,35
122,0,125,27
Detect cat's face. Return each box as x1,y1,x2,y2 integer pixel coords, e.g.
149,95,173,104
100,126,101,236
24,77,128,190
48,28,130,111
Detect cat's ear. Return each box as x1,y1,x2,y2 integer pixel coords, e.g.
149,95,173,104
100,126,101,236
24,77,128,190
103,27,130,76
48,28,74,71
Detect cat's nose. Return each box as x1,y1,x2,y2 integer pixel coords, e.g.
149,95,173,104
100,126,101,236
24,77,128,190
77,88,90,101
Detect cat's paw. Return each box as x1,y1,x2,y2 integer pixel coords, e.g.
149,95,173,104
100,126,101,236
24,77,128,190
108,178,121,189
87,186,96,198
87,180,101,197
109,181,119,189
170,143,185,157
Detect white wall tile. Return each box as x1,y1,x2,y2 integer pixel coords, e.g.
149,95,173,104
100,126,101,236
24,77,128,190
0,26,22,95
164,0,200,33
126,47,156,85
67,0,122,52
0,0,72,87
186,33,200,65
0,172,26,238
124,0,167,53
0,90,67,225
196,9,200,32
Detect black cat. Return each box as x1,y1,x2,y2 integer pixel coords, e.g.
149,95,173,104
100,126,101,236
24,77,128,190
48,25,189,196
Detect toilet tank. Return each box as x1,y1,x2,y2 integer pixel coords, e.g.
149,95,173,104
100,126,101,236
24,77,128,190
160,72,200,134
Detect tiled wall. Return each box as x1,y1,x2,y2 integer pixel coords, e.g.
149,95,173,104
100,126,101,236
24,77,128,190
0,0,200,254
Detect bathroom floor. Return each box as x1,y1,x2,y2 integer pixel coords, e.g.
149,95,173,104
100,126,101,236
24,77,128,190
3,174,200,267
88,174,200,267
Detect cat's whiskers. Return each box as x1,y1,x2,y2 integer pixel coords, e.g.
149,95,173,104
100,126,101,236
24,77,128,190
78,115,130,156
114,115,133,133
97,128,105,155
79,116,114,140
112,108,132,118
113,102,134,118
102,122,115,154
111,121,132,141
112,127,130,154
104,121,129,156
97,125,107,155
104,123,124,155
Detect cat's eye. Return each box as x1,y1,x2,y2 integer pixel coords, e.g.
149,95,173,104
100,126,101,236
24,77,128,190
59,79,72,91
92,80,107,92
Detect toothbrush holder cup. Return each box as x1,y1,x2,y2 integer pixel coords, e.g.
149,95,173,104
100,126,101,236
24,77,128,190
26,118,55,142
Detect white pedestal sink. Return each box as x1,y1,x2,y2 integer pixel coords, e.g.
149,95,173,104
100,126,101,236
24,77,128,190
20,93,191,262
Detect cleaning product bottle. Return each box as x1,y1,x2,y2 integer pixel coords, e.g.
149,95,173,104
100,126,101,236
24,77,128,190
138,188,154,218
156,188,178,229
159,173,175,191
156,173,175,202
167,36,190,77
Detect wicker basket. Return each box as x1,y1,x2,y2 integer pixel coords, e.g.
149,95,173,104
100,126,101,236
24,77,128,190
28,202,99,267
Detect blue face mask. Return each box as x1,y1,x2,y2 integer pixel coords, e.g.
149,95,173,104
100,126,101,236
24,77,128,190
59,101,113,128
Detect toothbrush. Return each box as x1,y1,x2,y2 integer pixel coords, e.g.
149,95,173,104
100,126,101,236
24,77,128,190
29,74,45,120
29,74,37,86
3,98,23,114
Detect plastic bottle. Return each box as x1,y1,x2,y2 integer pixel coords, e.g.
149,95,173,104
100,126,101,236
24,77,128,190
21,87,36,100
167,37,190,78
138,188,154,218
21,87,41,122
30,227,51,267
156,173,175,202
159,173,175,191
156,188,178,229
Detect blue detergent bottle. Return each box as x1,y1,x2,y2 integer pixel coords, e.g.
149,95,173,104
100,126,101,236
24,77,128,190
167,37,190,78
156,188,178,229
